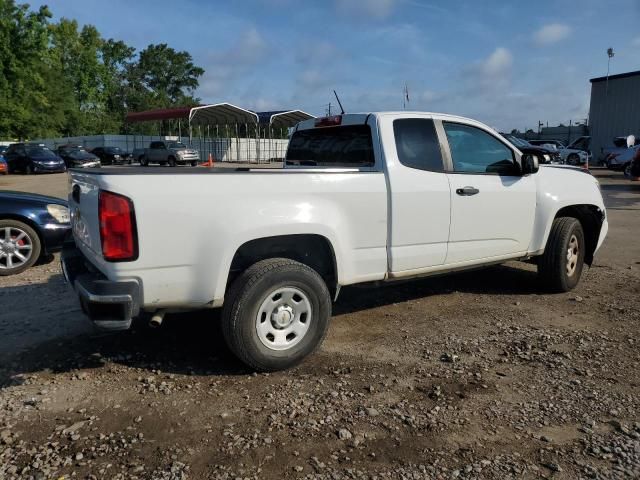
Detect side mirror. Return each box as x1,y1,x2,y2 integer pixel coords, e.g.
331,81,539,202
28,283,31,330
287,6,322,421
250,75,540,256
521,154,539,175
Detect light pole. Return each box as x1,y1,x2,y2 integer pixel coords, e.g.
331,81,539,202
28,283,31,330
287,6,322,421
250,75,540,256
606,47,615,96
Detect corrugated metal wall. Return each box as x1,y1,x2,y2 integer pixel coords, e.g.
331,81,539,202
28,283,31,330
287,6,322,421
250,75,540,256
589,74,640,161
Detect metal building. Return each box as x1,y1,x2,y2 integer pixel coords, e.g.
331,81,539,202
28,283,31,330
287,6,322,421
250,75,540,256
589,70,640,161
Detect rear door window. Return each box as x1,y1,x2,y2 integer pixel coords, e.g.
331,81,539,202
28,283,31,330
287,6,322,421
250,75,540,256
393,118,444,172
286,125,375,168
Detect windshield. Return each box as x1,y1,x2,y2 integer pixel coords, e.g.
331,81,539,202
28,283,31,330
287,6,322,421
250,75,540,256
26,146,57,158
168,142,187,149
105,147,121,154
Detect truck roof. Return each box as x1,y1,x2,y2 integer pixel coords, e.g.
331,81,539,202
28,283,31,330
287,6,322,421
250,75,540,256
295,111,492,132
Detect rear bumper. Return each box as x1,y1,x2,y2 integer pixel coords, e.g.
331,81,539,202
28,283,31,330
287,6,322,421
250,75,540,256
61,242,140,331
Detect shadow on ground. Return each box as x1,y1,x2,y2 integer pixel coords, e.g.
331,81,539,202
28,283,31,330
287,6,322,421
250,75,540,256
0,263,542,389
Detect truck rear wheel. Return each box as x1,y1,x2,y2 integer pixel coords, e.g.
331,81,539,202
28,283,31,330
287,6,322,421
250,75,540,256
538,217,585,292
222,258,331,372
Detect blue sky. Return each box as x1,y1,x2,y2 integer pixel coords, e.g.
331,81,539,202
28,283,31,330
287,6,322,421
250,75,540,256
35,0,640,130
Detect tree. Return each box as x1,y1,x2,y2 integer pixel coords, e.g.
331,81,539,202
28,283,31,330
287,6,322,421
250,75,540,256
0,2,205,139
0,0,52,139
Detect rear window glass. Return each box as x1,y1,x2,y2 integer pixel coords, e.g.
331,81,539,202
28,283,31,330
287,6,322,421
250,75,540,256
286,125,375,168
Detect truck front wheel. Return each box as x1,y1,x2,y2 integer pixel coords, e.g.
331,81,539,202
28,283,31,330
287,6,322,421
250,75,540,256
222,258,332,372
538,217,585,292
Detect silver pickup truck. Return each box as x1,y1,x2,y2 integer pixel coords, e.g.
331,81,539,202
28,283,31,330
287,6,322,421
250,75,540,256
140,141,200,167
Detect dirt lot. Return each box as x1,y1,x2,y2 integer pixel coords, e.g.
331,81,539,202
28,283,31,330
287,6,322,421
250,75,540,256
0,170,639,479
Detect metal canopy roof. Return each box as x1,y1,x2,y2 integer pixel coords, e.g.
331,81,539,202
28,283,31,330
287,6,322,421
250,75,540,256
189,103,259,125
257,110,315,128
126,106,193,123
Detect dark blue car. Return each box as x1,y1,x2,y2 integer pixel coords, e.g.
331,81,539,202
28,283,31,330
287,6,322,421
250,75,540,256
0,191,71,276
4,143,67,174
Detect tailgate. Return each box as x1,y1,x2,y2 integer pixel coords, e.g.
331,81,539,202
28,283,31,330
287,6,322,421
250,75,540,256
68,171,103,256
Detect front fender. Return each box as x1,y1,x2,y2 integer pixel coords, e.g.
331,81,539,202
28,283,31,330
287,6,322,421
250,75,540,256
528,167,606,254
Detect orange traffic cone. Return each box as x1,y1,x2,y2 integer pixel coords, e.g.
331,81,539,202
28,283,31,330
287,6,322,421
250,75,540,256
208,153,214,167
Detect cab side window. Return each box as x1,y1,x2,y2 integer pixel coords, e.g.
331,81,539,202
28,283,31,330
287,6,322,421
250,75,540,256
444,122,517,175
393,118,444,172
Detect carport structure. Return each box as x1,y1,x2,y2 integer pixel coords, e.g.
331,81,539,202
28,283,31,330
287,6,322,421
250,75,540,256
126,103,314,163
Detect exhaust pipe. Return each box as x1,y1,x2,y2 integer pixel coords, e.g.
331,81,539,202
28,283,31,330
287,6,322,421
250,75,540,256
149,310,166,328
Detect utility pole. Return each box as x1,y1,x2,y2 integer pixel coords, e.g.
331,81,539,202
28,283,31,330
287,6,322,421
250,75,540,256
325,103,332,116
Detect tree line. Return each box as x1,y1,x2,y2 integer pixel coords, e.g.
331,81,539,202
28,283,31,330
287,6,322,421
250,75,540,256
0,0,205,140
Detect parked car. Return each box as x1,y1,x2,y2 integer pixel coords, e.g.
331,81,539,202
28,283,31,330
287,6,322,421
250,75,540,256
607,144,640,171
528,139,566,150
141,141,200,166
528,138,591,165
500,134,563,164
56,144,101,168
0,146,8,175
91,146,130,165
120,151,133,164
62,111,607,371
602,136,639,170
4,143,67,174
0,191,71,276
131,148,146,163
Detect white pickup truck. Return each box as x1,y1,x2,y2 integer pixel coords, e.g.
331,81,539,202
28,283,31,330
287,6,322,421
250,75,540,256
62,112,608,371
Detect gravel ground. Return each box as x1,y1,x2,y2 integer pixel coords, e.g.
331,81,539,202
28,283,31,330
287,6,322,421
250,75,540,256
0,169,638,479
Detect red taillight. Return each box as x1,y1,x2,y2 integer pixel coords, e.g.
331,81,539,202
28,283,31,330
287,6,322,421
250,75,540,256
99,190,137,261
315,115,342,127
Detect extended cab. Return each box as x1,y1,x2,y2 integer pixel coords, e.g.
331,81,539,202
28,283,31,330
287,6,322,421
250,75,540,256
141,141,200,167
62,112,608,371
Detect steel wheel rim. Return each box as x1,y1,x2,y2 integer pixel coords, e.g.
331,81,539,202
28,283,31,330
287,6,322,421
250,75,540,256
566,234,579,276
0,226,33,270
256,286,312,351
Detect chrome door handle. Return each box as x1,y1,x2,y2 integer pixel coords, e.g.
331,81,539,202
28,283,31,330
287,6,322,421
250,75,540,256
456,186,480,196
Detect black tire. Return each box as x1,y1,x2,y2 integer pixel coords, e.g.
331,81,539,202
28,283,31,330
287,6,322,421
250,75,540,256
538,217,585,292
191,161,198,167
0,219,41,276
222,258,332,372
168,157,176,167
140,156,148,166
567,153,580,165
25,164,34,175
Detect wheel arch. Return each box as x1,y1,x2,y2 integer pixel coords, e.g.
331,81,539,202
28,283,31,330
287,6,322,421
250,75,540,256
553,205,605,265
227,234,339,296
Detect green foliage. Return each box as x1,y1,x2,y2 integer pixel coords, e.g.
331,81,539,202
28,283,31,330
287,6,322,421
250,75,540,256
0,0,204,139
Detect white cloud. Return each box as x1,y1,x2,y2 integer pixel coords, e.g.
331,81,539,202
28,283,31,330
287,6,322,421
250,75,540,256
533,23,571,46
479,47,513,77
335,0,398,19
198,28,270,99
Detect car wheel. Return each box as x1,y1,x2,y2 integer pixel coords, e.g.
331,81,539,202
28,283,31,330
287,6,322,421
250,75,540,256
567,153,580,165
222,258,332,372
0,220,42,276
538,217,585,293
624,162,632,177
191,161,198,167
140,156,148,166
168,157,176,167
25,164,34,175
